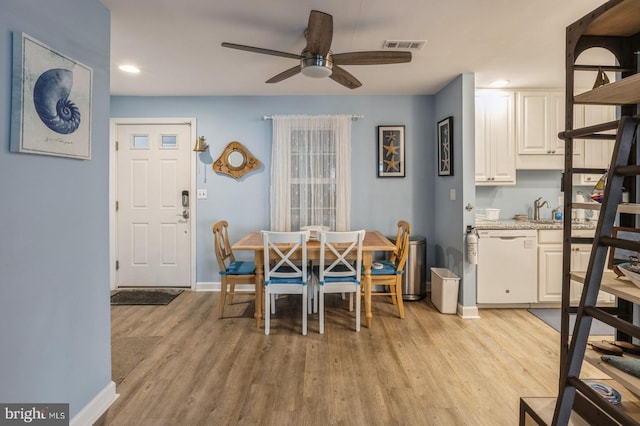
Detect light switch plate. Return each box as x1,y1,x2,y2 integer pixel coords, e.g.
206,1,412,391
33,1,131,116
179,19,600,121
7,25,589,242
197,189,207,199
450,189,456,201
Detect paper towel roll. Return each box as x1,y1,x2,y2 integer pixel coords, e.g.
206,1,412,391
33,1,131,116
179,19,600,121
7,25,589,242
575,192,585,222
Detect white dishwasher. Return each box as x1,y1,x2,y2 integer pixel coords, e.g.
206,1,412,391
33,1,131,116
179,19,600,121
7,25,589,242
477,229,538,304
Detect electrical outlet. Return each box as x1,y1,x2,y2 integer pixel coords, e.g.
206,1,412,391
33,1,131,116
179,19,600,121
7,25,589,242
197,189,207,199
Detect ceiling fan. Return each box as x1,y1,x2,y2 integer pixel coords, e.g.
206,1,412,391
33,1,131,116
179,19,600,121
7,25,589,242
221,10,412,89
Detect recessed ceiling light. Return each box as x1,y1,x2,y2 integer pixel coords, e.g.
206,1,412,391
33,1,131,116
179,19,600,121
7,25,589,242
489,80,509,88
119,64,140,74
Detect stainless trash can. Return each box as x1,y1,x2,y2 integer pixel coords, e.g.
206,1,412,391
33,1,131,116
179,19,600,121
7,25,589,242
387,235,426,301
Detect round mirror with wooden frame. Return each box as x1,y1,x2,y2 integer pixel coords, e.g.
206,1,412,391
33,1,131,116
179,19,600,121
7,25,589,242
213,141,260,179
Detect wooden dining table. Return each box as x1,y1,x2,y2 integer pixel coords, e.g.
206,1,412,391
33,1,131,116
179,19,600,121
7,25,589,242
232,230,396,329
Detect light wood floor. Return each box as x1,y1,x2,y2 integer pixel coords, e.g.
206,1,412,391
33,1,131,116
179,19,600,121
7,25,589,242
96,291,590,425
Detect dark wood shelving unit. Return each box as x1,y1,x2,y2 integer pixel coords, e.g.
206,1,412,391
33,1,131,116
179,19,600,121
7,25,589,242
520,0,640,424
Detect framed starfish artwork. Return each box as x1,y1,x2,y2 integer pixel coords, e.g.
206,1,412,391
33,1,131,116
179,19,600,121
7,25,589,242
377,125,405,177
437,116,453,176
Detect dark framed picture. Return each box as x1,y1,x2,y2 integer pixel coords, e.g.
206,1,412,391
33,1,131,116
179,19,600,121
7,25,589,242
10,32,93,159
437,116,453,176
377,125,405,178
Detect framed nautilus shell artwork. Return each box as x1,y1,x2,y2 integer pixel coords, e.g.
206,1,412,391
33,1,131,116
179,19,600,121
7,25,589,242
10,33,93,159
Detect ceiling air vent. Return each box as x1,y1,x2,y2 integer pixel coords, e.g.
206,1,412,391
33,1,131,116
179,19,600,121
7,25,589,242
383,40,426,50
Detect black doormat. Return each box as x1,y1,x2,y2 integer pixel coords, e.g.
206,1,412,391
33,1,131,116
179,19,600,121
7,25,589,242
110,289,184,305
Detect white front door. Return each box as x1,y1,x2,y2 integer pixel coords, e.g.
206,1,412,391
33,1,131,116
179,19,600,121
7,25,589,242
115,121,193,287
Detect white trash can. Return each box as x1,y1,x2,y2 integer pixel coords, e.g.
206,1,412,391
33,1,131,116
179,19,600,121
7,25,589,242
430,268,460,314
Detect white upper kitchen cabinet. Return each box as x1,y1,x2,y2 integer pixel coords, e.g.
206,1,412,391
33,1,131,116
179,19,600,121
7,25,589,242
516,90,565,170
574,104,616,185
475,90,516,186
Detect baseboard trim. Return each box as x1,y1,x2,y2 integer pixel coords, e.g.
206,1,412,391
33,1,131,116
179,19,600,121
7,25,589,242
195,282,254,292
458,304,480,319
70,381,118,426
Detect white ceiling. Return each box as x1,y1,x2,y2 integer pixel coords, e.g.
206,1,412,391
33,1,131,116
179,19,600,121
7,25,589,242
101,0,608,96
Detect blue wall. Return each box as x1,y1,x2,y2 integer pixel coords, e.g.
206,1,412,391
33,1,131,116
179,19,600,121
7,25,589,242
110,95,438,284
476,171,596,220
477,171,564,219
1,0,112,419
434,74,477,308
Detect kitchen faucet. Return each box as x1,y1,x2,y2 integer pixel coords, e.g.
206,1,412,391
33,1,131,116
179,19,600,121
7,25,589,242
534,197,550,221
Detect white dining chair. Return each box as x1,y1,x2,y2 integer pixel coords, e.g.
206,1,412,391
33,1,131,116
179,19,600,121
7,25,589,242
315,230,365,334
261,230,311,335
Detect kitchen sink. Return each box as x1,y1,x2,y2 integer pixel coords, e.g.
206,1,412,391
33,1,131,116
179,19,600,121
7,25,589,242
528,219,557,224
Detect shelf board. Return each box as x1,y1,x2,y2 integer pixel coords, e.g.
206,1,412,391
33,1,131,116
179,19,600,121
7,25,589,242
571,271,640,304
572,202,640,214
583,0,640,37
520,397,590,425
574,74,640,105
584,348,640,398
521,385,640,425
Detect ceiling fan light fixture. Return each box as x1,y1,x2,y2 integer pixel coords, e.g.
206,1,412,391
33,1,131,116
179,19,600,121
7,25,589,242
301,64,332,78
301,50,333,78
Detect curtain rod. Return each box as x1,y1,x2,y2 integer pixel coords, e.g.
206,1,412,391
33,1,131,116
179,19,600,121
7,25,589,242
263,114,363,120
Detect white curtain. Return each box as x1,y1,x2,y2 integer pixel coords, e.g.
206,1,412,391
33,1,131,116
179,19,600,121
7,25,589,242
270,115,352,231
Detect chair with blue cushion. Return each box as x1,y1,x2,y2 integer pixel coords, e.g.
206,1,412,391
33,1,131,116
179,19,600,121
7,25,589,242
212,220,256,319
366,220,411,319
262,230,311,335
314,230,365,334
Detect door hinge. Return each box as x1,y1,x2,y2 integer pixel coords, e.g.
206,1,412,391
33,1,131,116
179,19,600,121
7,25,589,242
116,201,119,212
116,260,119,271
115,141,119,151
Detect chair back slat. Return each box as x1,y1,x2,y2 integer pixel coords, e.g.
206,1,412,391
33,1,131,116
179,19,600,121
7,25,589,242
391,220,411,271
319,230,365,284
261,230,311,284
212,220,236,272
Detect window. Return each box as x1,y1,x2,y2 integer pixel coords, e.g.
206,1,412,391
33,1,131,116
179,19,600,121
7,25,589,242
270,115,352,231
132,135,149,149
291,129,336,229
161,135,177,148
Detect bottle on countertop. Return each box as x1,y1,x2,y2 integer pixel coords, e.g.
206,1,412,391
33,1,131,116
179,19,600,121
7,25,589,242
554,196,563,222
575,191,585,222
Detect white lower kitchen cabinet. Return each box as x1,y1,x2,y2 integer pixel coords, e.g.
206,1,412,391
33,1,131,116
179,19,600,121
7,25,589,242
475,90,516,185
570,245,615,305
537,240,563,303
537,229,614,304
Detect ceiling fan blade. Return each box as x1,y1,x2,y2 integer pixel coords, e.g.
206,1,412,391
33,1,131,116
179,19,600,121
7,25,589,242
266,65,302,83
221,42,301,60
306,10,333,56
330,66,362,90
332,51,412,66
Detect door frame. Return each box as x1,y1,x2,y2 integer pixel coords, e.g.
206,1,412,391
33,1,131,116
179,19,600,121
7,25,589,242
109,117,197,290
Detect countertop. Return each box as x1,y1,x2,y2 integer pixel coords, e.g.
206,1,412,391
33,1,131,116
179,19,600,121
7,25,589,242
475,219,597,231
